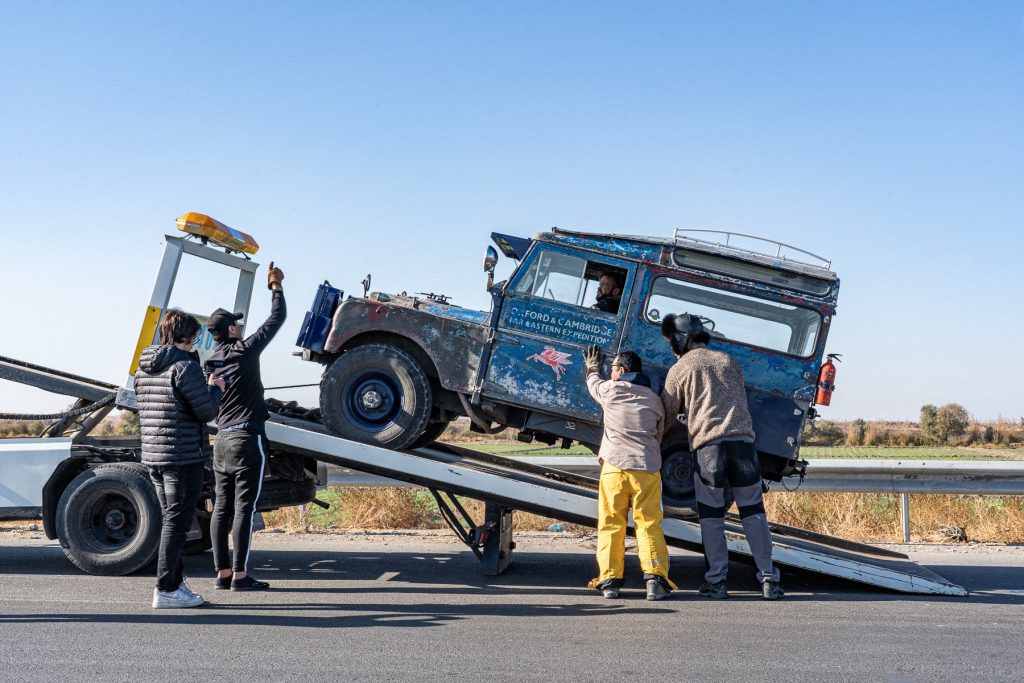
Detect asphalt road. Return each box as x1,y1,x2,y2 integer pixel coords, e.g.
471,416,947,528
1,530,1022,682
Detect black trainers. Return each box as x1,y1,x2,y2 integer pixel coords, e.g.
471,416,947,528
231,576,270,591
215,575,232,590
699,581,729,599
762,581,784,600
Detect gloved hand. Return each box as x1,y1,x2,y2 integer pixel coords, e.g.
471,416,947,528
583,345,602,374
268,261,284,290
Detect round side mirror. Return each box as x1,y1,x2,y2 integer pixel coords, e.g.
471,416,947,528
483,246,498,273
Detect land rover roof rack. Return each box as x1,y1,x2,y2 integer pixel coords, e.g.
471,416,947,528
674,228,834,277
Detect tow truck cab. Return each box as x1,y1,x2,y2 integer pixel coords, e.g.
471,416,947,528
298,227,839,507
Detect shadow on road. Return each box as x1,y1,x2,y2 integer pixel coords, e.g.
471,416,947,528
2,539,1020,606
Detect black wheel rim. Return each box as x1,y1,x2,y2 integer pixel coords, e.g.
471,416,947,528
82,490,139,551
661,449,696,506
341,371,402,432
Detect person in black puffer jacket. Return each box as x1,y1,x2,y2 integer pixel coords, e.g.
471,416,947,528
135,309,224,609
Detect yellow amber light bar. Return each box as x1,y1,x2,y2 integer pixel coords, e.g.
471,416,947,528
175,212,260,255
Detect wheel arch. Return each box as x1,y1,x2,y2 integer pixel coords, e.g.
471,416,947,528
338,332,441,381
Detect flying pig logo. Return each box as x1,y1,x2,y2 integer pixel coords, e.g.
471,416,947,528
527,346,574,380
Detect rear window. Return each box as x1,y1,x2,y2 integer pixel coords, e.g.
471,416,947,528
645,276,822,357
673,248,833,296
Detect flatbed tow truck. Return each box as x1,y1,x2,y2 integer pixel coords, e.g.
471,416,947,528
0,217,967,596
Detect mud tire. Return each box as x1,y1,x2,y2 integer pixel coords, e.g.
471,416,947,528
320,343,433,450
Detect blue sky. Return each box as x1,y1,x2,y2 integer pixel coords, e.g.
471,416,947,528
2,2,1022,421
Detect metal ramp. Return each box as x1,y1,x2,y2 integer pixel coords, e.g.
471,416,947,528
0,354,967,595
265,418,968,596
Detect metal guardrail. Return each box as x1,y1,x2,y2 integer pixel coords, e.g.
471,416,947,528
327,456,1024,543
329,457,1024,494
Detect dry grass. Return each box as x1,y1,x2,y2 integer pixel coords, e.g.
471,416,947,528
262,486,590,535
264,487,1024,544
765,492,1024,543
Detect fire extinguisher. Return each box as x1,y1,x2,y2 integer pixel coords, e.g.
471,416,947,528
814,353,842,406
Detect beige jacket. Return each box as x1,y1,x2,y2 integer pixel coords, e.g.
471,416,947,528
660,344,755,451
586,372,665,472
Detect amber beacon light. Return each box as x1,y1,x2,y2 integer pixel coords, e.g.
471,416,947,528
175,212,260,255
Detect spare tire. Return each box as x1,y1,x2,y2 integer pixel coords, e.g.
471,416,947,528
56,463,161,575
320,343,433,450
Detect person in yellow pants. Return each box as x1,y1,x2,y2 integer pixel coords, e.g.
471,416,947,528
583,346,678,600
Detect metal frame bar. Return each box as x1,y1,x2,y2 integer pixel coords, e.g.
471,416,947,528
674,228,832,271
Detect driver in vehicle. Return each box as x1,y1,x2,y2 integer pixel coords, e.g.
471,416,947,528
592,272,623,314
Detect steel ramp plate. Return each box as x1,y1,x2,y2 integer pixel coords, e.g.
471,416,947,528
265,419,968,596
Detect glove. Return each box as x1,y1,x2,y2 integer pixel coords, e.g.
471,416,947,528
583,345,602,374
268,261,284,290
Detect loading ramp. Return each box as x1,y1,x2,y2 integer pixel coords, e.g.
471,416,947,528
265,417,968,596
0,353,967,595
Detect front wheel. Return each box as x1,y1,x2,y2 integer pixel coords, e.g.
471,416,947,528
55,463,161,575
320,343,434,450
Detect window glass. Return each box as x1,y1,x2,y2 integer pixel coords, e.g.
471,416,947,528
673,249,833,296
645,276,821,357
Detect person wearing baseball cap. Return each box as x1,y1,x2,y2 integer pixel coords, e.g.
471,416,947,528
206,262,286,592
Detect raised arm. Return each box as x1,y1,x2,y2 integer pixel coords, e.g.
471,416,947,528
244,263,287,354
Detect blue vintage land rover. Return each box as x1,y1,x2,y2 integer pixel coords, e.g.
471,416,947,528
296,228,839,506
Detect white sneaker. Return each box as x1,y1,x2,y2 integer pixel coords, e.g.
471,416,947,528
153,585,205,609
179,578,202,601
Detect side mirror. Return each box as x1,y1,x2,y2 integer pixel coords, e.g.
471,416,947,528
484,246,499,290
483,246,498,273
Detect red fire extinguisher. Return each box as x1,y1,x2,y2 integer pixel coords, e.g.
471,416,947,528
814,353,842,406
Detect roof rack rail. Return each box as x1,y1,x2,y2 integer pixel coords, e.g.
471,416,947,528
673,229,832,270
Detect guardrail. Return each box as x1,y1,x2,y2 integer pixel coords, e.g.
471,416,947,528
327,456,1024,542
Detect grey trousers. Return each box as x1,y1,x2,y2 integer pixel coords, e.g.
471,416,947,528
694,440,779,584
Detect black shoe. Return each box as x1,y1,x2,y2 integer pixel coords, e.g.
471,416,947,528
231,576,270,591
215,575,232,590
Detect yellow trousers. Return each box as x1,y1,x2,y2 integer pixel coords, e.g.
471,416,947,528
594,463,677,587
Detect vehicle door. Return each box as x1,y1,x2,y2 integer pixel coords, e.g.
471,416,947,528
483,245,635,422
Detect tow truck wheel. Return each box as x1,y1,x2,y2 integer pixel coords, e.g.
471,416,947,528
320,343,434,450
55,462,161,576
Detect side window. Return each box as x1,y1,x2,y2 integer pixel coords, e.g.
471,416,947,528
514,250,627,315
644,276,821,357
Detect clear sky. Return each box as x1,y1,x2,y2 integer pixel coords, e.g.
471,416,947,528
2,2,1021,422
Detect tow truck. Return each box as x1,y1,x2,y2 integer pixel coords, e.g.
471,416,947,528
0,214,967,596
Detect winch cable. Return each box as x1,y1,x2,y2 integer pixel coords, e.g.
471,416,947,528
0,393,116,421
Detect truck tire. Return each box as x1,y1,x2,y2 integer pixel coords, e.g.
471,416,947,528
56,462,161,576
182,512,212,555
320,343,433,450
410,419,451,449
660,426,697,512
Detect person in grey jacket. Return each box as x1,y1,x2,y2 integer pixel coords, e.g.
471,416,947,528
660,313,782,600
135,309,224,609
583,345,677,601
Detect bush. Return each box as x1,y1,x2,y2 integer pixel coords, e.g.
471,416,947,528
935,404,969,441
920,405,938,439
802,419,845,446
846,419,866,446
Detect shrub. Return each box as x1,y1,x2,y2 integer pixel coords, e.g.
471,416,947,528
935,404,970,442
845,419,866,446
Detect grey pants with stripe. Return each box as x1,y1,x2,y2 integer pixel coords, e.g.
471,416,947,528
211,430,267,573
694,440,779,585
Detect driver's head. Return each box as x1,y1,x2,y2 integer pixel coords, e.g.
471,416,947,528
661,313,710,356
596,272,622,300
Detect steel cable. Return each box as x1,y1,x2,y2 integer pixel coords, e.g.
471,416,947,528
0,393,116,421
